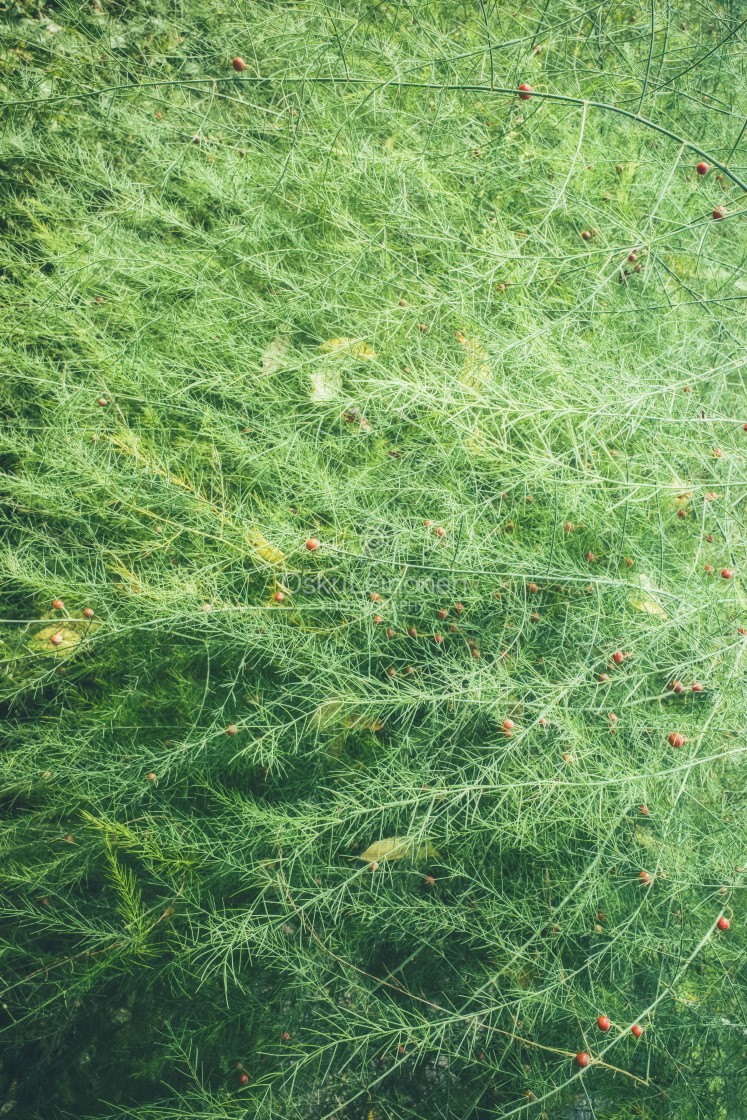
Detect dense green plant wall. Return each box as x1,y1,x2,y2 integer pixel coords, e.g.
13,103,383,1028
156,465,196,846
1,1,746,1117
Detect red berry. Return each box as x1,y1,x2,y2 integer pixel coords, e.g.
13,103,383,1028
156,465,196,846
373,615,383,624
434,633,442,644
518,82,532,99
597,911,605,922
608,712,617,722
704,564,715,575
83,607,95,619
639,870,653,885
386,628,396,639
436,526,446,538
405,666,414,675
671,680,683,694
640,804,649,815
503,719,515,731
717,915,730,930
282,1031,291,1042
418,322,427,332
707,535,714,542
305,537,320,551
585,552,595,562
437,608,448,619
713,448,723,458
386,667,395,677
239,1073,249,1085
370,592,380,602
597,1015,611,1032
627,251,637,263
677,509,686,519
713,207,724,220
581,230,591,241
527,582,539,594
407,626,417,638
274,591,284,602
98,397,108,407
424,520,432,528
631,1024,643,1038
696,161,709,175
471,647,480,659
201,602,211,612
146,772,156,781
722,568,732,579
226,724,238,736
668,732,686,748
598,673,609,682
232,57,245,71
575,1052,590,1067
52,599,64,609
538,717,549,727
50,634,63,647
612,651,624,664
563,521,574,532
455,602,464,612
692,682,703,692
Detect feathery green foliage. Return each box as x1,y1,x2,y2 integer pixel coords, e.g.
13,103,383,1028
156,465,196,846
1,0,747,1117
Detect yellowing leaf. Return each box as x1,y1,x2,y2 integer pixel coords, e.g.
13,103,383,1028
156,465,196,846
248,528,285,565
260,333,291,373
629,574,669,620
310,363,343,402
319,337,376,358
359,837,439,863
30,624,93,656
457,332,492,388
342,714,383,731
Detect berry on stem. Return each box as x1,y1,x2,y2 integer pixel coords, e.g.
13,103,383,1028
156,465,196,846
722,568,732,579
83,607,95,619
575,1052,590,1068
518,83,532,99
631,1024,643,1038
717,916,730,930
696,161,709,175
50,634,63,647
597,1015,611,1032
232,57,245,71
306,537,320,551
274,591,284,602
668,732,686,748
639,870,653,885
52,599,64,609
